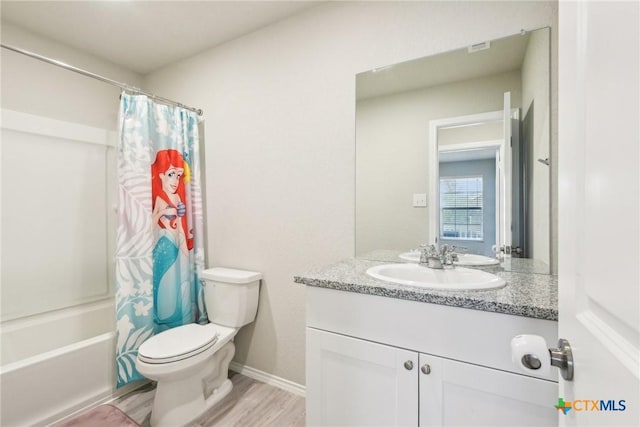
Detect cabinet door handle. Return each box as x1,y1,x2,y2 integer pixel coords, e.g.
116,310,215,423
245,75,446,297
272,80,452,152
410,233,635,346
404,360,414,370
421,364,431,375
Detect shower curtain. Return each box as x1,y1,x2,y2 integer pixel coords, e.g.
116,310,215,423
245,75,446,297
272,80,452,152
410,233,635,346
115,93,206,387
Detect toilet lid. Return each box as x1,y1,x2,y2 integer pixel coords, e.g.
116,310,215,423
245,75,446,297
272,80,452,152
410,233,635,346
138,323,219,364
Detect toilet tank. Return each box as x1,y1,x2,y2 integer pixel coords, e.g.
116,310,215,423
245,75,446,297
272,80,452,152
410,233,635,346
200,267,261,327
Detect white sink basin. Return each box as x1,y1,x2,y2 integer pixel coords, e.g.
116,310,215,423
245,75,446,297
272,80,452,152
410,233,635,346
398,251,500,266
366,263,506,290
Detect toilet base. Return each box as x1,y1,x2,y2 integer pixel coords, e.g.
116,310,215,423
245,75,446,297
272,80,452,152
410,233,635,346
150,379,233,427
149,342,235,427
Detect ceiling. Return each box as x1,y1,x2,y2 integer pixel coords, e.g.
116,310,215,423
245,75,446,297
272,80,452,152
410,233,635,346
1,1,321,74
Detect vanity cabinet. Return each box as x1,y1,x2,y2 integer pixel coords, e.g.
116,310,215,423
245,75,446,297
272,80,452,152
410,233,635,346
307,328,556,426
307,327,418,426
305,286,558,426
419,353,556,426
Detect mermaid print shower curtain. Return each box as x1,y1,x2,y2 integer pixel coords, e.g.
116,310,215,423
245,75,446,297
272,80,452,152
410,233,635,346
115,93,206,387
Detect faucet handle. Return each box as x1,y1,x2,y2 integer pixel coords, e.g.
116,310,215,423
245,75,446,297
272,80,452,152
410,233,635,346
443,252,456,265
418,244,429,264
418,244,438,263
440,244,455,256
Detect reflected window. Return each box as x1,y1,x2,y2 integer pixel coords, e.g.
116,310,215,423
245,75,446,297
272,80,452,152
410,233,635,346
440,176,483,241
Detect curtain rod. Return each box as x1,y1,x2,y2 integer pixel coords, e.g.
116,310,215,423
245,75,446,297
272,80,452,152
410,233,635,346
1,43,203,116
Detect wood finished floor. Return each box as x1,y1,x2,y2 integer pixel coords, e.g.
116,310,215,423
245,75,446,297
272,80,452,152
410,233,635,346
111,372,305,427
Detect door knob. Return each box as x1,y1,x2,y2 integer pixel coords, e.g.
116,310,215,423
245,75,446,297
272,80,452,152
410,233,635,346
421,364,431,375
404,360,414,370
549,338,574,381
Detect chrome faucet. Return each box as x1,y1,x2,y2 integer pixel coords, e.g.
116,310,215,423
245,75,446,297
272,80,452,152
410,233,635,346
418,243,459,269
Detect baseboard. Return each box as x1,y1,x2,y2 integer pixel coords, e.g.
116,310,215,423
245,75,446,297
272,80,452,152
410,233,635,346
229,361,306,397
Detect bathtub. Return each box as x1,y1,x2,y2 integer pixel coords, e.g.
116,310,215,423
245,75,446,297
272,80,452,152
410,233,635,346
0,300,139,426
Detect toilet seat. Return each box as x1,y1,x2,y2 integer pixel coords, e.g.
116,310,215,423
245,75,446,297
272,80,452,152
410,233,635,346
138,323,219,364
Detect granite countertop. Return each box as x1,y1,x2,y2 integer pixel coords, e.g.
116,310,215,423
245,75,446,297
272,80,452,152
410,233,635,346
294,258,558,321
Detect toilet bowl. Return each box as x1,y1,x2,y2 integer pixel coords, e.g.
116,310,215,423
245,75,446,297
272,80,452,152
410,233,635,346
136,267,261,427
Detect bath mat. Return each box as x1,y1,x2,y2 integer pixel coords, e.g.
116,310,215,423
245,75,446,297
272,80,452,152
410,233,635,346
59,404,140,427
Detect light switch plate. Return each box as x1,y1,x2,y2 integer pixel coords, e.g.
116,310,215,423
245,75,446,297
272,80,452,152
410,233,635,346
413,193,427,207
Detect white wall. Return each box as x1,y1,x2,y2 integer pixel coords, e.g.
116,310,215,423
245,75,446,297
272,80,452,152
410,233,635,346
356,71,521,255
145,1,556,386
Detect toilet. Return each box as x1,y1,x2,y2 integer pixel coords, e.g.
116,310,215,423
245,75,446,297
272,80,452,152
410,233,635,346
136,267,261,427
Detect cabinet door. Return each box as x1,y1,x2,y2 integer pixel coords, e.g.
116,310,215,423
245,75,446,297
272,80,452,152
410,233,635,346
419,353,557,426
307,327,418,426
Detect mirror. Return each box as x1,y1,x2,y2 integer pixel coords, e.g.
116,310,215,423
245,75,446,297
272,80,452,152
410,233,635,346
355,27,552,274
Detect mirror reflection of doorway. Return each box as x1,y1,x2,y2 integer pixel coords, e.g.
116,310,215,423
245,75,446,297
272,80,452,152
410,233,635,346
439,151,497,257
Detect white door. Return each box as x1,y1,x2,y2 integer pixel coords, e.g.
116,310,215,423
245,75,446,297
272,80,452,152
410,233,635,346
558,1,639,425
306,328,418,426
419,353,556,426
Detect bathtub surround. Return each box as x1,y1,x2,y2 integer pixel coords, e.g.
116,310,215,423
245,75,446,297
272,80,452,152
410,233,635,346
0,24,146,424
144,1,557,386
